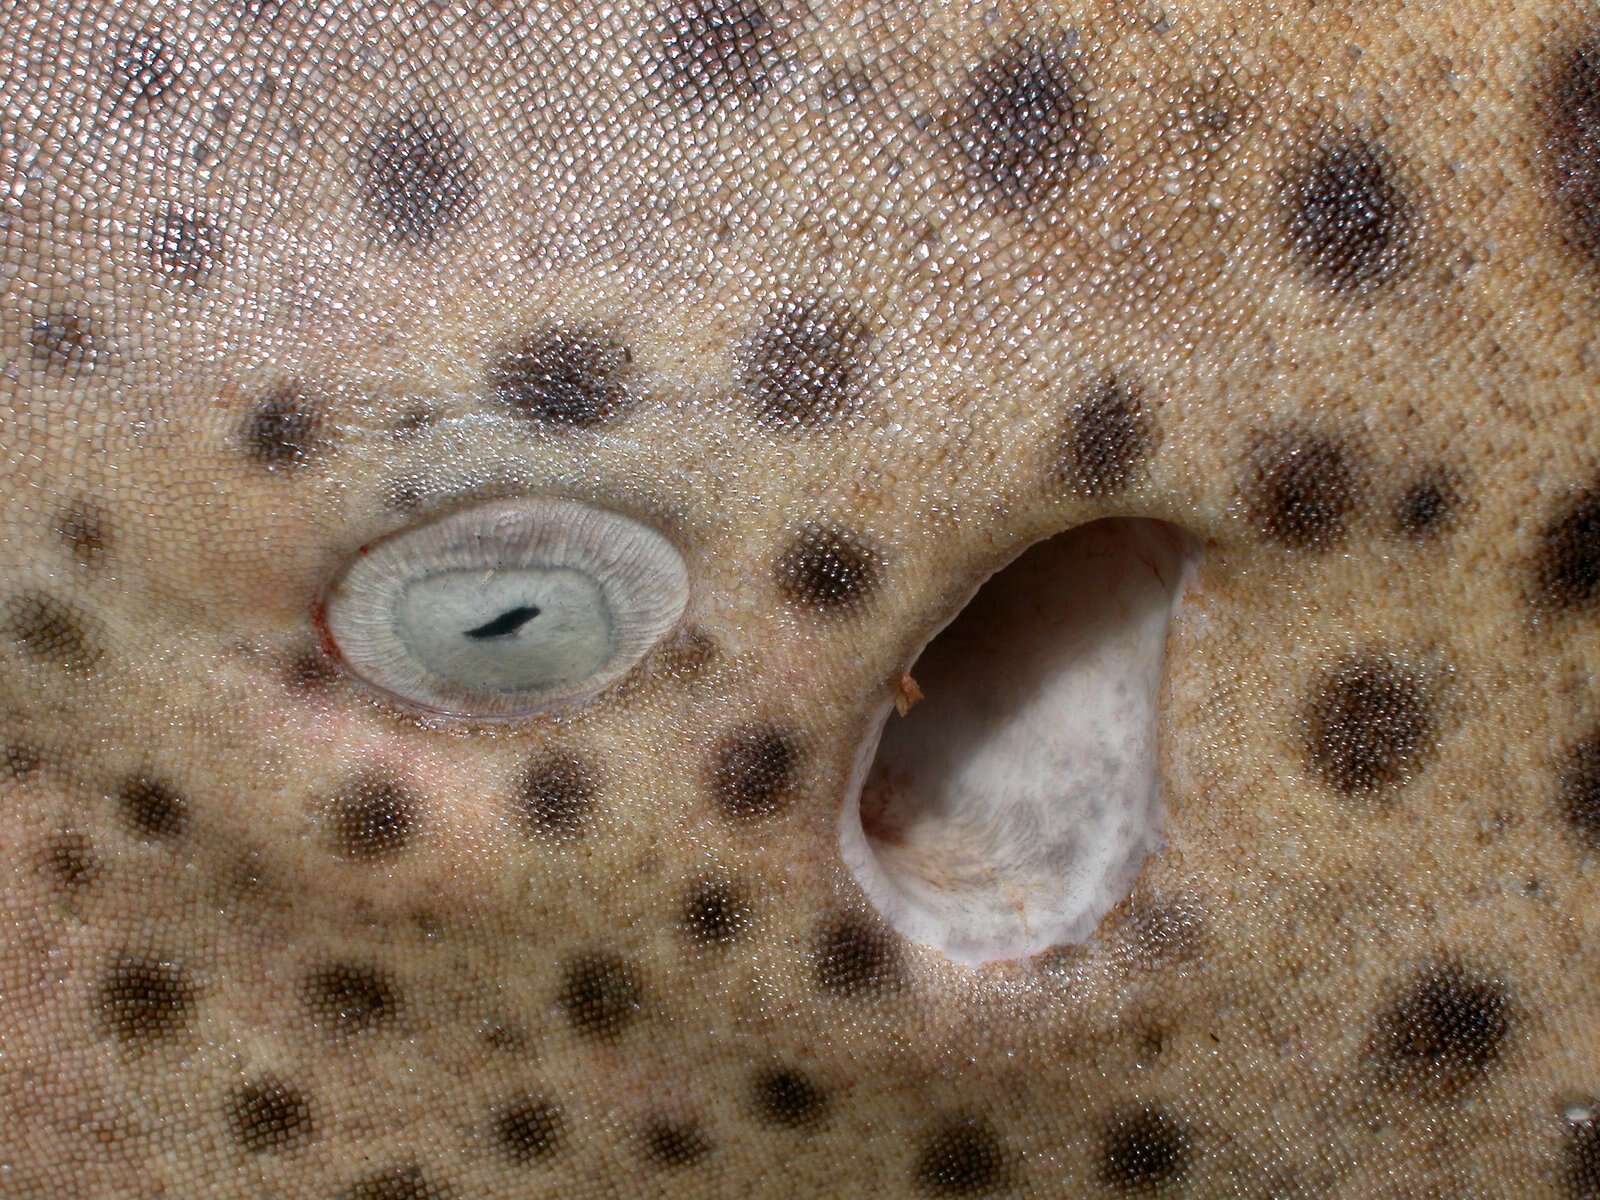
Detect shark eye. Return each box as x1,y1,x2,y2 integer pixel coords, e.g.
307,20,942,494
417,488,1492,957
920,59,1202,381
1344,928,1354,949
322,498,689,719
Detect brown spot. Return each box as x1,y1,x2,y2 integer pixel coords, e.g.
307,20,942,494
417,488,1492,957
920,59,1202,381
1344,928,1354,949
652,0,782,107
98,955,198,1042
488,328,633,428
751,1067,827,1130
55,505,110,565
43,833,99,890
641,1117,712,1169
111,31,178,102
324,775,418,861
362,107,481,245
1375,961,1513,1097
516,752,597,842
1244,430,1360,551
1558,730,1600,849
711,724,799,820
494,1094,564,1165
116,776,189,840
302,962,401,1035
950,38,1088,208
1283,134,1415,292
1053,378,1159,497
1533,478,1600,614
4,592,100,673
557,951,644,1040
29,307,100,372
1550,31,1600,270
342,1165,451,1200
775,525,882,613
813,914,903,997
1305,655,1436,798
739,298,873,429
1394,472,1463,540
1100,1106,1191,1192
240,388,324,470
680,875,753,947
913,1115,1011,1197
225,1076,316,1153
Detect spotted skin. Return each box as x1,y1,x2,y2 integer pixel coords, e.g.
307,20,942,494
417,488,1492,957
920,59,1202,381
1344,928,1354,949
3,2,1600,1197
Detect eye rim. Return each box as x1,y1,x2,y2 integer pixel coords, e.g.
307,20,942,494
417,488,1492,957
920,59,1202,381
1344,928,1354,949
319,497,691,721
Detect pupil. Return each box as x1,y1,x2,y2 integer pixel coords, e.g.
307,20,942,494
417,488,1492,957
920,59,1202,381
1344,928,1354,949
463,605,541,640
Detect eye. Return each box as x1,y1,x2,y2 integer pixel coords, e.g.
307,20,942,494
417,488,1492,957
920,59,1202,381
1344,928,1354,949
321,498,689,719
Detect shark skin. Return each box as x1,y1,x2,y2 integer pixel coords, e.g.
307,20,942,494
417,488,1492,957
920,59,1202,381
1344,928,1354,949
3,1,1600,1197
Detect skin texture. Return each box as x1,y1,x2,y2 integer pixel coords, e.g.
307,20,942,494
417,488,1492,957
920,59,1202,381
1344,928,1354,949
4,1,1600,1196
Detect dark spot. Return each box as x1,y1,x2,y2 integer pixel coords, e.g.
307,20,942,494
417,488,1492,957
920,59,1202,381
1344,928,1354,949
302,963,401,1034
112,32,177,102
44,833,99,890
775,525,881,613
4,592,100,673
1566,1115,1600,1199
711,724,798,820
1305,655,1435,798
1100,1106,1191,1193
98,955,197,1042
285,649,340,693
225,1076,316,1154
953,39,1087,206
1550,32,1600,268
681,876,753,946
55,505,110,565
1122,894,1208,970
557,951,644,1040
488,328,632,428
739,298,873,429
1395,472,1462,539
326,776,418,861
641,1118,712,1169
342,1166,450,1200
751,1067,826,1129
1559,732,1600,849
361,108,481,245
5,743,41,780
1244,430,1360,550
1534,480,1600,613
1054,377,1158,497
240,388,324,470
516,752,597,842
149,208,217,279
913,1116,1009,1197
494,1094,564,1165
813,914,903,997
653,0,780,107
1283,135,1415,292
1376,962,1512,1095
116,776,189,840
29,308,99,373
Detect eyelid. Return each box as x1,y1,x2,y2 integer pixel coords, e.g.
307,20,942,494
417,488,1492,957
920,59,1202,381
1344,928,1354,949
321,498,690,720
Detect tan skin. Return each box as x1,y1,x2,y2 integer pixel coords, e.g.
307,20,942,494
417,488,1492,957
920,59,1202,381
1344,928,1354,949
3,2,1600,1196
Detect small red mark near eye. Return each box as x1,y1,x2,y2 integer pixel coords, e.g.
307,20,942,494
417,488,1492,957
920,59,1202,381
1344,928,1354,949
310,599,344,665
894,672,924,717
357,544,371,556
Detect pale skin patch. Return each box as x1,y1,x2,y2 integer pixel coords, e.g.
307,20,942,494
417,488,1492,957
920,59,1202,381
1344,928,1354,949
2,2,1600,1198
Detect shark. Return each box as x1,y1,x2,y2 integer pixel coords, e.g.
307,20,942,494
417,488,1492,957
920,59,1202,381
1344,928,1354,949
3,1,1600,1196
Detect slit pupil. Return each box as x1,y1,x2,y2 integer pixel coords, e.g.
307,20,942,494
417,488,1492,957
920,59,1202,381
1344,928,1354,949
463,605,541,640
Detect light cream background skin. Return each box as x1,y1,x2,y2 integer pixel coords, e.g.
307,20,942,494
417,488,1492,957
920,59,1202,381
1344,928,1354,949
3,2,1600,1197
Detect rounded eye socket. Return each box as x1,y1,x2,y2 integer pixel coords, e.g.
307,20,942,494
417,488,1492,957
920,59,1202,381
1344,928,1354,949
322,498,689,719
